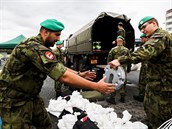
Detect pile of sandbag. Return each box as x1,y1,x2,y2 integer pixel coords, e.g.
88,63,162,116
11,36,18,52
47,91,148,129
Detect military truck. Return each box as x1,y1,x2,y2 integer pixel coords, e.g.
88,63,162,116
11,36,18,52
65,12,135,79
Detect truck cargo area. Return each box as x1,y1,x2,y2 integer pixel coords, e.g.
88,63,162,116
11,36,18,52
66,12,135,76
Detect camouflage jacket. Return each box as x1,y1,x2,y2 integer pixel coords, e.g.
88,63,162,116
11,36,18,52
118,28,172,96
117,28,126,38
0,34,66,107
52,47,65,64
138,61,148,88
107,45,130,71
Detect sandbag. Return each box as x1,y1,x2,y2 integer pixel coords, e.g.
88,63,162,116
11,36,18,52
80,90,105,102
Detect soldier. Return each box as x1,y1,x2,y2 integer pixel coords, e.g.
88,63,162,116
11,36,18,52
112,22,126,44
133,33,148,102
106,36,131,104
108,16,172,129
53,40,65,98
0,19,115,129
117,22,126,38
53,40,65,64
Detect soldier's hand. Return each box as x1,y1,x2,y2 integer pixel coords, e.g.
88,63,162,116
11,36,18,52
112,40,116,44
108,59,120,69
80,70,96,80
96,76,115,94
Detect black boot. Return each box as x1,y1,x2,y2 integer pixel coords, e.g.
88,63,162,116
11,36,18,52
56,91,62,99
106,97,116,104
119,96,125,103
133,95,144,102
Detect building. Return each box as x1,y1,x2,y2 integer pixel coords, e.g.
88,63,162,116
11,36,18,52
166,9,172,34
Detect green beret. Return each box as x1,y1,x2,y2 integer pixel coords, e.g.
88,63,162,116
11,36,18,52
117,35,124,41
138,16,154,30
40,19,64,31
140,33,146,38
56,40,64,45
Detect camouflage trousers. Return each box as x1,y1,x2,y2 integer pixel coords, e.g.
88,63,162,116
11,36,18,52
54,81,70,98
0,97,52,129
138,63,147,96
54,81,63,92
144,90,172,129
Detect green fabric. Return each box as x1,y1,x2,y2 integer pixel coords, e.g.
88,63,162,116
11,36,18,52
138,61,148,96
0,35,26,49
52,47,65,65
140,33,146,38
0,53,4,59
117,35,124,40
56,40,63,45
107,45,130,64
0,97,52,129
80,91,105,102
138,16,154,29
40,19,64,31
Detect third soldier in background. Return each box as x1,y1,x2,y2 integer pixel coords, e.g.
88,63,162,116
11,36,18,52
106,36,131,104
117,22,126,38
133,33,148,102
53,40,66,98
117,22,126,45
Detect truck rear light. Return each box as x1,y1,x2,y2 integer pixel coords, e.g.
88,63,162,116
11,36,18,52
91,59,97,64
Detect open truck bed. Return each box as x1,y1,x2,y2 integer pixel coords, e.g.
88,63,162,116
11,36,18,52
66,12,135,73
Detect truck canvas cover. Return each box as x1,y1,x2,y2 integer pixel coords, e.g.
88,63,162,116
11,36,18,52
67,12,135,54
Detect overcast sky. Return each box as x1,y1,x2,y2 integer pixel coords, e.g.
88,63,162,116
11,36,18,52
0,0,171,42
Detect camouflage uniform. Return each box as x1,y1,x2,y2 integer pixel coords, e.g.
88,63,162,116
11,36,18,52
107,45,130,102
0,34,67,129
118,28,172,128
52,47,66,98
134,44,148,102
117,27,126,39
138,61,148,97
117,27,126,45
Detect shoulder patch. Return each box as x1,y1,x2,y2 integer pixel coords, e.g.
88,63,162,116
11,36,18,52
45,51,54,60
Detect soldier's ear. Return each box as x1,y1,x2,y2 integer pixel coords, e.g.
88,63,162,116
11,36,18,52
42,29,50,37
